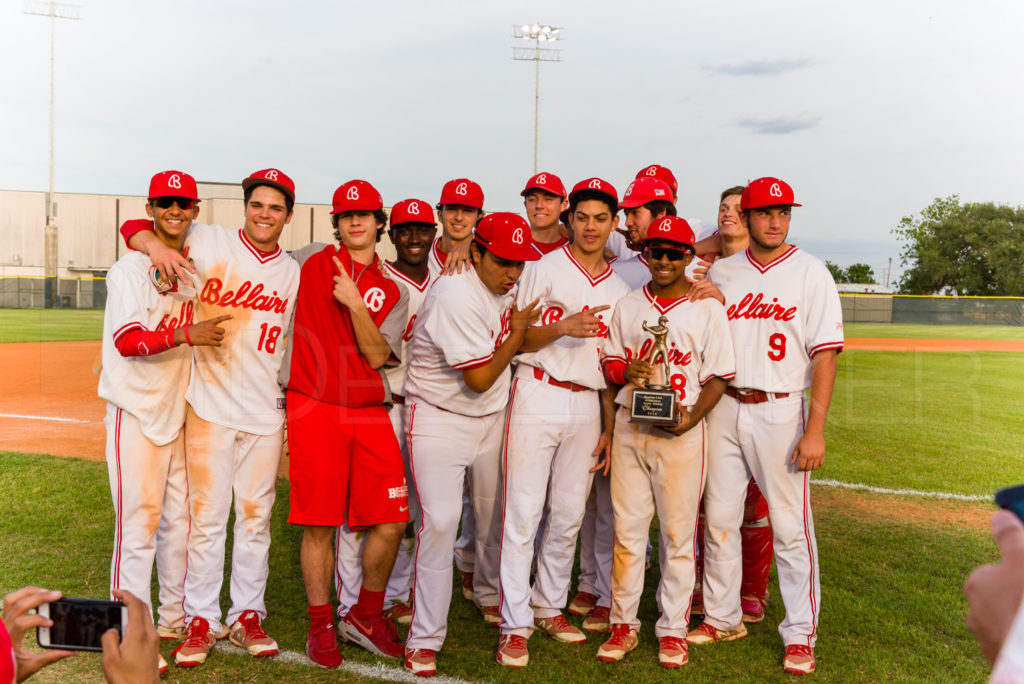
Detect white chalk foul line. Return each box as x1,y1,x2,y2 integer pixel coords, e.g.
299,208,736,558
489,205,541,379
0,412,94,424
218,643,477,684
813,478,990,502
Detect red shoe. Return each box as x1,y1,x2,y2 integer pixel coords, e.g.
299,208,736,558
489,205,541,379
741,595,766,623
568,591,598,617
172,618,215,668
384,602,413,625
229,610,279,657
496,634,529,668
658,636,689,668
582,605,611,633
596,624,638,662
460,571,474,601
783,644,816,674
404,648,437,677
341,611,404,658
306,621,342,669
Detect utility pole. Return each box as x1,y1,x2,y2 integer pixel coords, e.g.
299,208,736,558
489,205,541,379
885,257,892,290
512,24,562,174
23,0,81,308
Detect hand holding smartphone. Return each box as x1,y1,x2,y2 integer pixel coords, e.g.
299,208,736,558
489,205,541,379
37,598,128,653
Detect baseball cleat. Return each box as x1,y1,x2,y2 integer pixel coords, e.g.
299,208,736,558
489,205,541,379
685,621,748,645
496,634,529,668
480,604,502,626
534,614,586,644
229,610,279,657
158,653,168,676
172,617,216,667
783,644,816,674
460,570,474,601
741,595,766,623
582,605,611,633
404,648,437,677
384,601,413,625
157,625,184,641
306,621,342,669
596,624,638,663
340,611,404,658
568,591,598,617
658,636,689,668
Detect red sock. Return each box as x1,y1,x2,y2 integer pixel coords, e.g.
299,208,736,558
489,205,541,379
308,603,333,627
353,587,385,621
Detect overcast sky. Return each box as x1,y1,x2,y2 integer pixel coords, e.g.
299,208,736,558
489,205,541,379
3,0,1023,283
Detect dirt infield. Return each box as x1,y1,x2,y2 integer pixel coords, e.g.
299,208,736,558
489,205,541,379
845,337,1024,352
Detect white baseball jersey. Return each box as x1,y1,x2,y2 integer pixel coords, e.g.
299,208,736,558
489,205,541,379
382,263,434,398
427,237,447,280
515,246,630,389
707,246,843,392
404,267,513,417
183,223,300,434
98,251,194,445
603,284,736,409
612,253,651,292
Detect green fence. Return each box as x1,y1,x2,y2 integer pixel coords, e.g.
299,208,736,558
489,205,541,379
841,294,1024,325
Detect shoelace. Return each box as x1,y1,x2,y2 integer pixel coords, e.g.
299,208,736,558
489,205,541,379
661,636,686,651
239,612,269,640
549,614,573,631
408,648,434,661
182,620,211,648
502,635,528,650
310,622,337,649
787,644,813,657
607,626,633,646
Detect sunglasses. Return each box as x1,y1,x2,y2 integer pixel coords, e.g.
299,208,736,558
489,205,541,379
153,197,196,210
644,246,690,261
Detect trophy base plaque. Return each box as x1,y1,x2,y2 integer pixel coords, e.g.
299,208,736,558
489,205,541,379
630,387,680,426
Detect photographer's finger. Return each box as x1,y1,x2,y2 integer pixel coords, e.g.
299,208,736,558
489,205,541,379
992,510,1024,558
9,589,60,621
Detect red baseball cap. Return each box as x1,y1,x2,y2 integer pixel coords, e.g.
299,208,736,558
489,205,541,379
242,168,295,204
438,178,484,210
390,198,437,228
473,212,541,262
148,170,199,201
645,215,695,250
635,164,678,196
332,179,383,214
568,177,618,211
619,177,675,209
520,172,566,199
740,177,802,210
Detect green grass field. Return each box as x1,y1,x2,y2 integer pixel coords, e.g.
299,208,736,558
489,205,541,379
0,308,104,342
844,322,1024,340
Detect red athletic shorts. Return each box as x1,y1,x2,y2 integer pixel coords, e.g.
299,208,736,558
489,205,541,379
286,390,409,529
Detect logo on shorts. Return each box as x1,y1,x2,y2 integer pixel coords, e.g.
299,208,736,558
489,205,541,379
168,174,182,189
388,484,409,500
265,170,279,181
347,186,360,200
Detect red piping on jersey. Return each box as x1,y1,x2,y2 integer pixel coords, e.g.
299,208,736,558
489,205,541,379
453,353,493,371
744,245,798,274
113,321,144,340
238,229,282,263
699,372,736,386
809,341,844,358
383,262,431,292
112,408,123,592
642,284,687,315
561,245,615,286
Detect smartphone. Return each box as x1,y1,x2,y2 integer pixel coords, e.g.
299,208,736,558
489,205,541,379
37,598,127,652
995,484,1024,524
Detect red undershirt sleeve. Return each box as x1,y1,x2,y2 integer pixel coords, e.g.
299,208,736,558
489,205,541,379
603,359,627,385
114,327,177,357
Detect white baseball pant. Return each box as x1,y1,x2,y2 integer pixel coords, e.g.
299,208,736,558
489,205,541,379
703,393,819,647
334,402,417,616
498,371,600,636
105,404,189,630
181,405,282,632
610,407,705,637
406,400,504,651
577,470,614,608
454,482,476,576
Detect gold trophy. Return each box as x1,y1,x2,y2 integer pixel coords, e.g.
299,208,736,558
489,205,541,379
630,315,680,426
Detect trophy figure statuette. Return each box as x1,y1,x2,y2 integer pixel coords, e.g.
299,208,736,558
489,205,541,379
630,315,680,426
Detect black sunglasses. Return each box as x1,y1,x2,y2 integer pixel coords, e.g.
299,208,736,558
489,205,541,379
153,197,196,210
644,246,690,261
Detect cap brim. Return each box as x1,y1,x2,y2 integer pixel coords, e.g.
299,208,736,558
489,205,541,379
520,185,565,199
242,177,295,203
617,197,648,209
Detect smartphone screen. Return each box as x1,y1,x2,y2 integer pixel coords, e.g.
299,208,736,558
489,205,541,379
995,484,1024,524
37,598,126,652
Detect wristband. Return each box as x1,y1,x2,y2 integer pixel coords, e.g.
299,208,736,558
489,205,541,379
183,327,192,346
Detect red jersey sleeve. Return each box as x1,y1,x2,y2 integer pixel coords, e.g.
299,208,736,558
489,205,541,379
120,219,156,248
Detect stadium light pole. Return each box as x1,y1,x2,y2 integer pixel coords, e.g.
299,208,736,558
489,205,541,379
512,23,562,174
23,0,80,308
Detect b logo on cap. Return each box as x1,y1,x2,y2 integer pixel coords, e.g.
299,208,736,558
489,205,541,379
265,170,279,181
769,183,783,198
168,174,182,189
645,166,657,177
408,202,420,215
588,179,602,190
346,186,360,200
536,174,547,185
658,222,670,232
512,227,524,245
456,182,468,195
625,181,635,196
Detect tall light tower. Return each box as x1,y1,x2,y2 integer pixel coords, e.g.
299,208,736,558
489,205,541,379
23,0,81,308
512,24,562,174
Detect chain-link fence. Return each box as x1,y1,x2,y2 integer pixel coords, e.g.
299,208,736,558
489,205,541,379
0,276,107,309
841,294,1024,325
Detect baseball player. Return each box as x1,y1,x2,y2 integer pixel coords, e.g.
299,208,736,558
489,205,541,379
688,177,843,676
612,177,677,290
402,213,541,677
121,168,301,667
284,180,410,668
594,215,734,668
521,172,570,255
691,185,775,624
496,177,629,668
99,170,231,676
428,178,484,279
332,198,437,628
